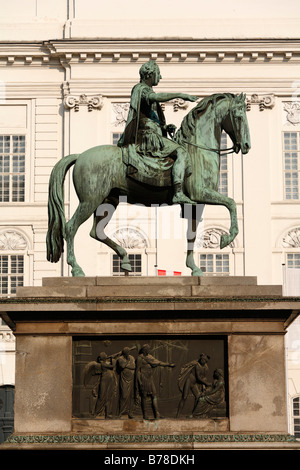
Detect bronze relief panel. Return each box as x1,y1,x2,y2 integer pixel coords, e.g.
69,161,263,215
73,336,228,420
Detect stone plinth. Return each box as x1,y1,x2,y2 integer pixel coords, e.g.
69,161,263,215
0,276,299,450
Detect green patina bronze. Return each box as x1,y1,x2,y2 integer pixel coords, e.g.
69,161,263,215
46,61,250,277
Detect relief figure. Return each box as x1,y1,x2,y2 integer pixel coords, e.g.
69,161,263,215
135,344,175,419
193,369,226,418
176,353,211,418
116,346,136,419
83,351,117,419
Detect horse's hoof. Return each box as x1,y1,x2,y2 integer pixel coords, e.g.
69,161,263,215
72,267,85,277
121,263,132,272
191,268,204,277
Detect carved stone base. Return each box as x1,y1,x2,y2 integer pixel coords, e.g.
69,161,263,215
0,276,299,450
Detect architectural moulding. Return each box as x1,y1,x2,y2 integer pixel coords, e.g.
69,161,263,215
0,230,28,251
111,227,148,249
161,99,189,112
0,329,14,343
246,94,275,111
5,433,298,446
63,93,104,112
1,40,299,66
0,83,62,99
195,228,235,249
282,227,300,248
42,39,300,64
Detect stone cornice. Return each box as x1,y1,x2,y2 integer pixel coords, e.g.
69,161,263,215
0,39,300,65
45,38,300,64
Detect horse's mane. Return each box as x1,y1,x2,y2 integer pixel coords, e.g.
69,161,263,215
175,93,235,144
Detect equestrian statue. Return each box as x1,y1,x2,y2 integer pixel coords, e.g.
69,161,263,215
46,60,251,277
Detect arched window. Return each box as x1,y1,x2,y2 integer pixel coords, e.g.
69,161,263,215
110,227,148,276
281,227,300,295
195,228,235,276
0,230,28,296
283,227,300,265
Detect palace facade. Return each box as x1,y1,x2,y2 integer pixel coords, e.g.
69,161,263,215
0,0,299,441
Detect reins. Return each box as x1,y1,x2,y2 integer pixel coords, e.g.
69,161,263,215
181,139,235,156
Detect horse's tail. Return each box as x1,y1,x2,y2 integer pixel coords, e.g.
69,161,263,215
46,154,79,263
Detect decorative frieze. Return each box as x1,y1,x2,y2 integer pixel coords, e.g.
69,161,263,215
5,433,297,445
111,228,148,249
283,102,300,125
195,228,235,249
112,103,130,127
0,231,28,251
282,227,300,248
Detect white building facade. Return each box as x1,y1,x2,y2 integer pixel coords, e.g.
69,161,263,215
0,0,300,439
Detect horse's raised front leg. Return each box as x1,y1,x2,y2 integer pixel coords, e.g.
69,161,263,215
91,201,132,273
201,189,238,249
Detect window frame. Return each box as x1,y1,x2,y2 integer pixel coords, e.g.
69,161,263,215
0,134,26,203
283,131,300,201
0,100,33,204
0,253,24,296
0,228,32,298
291,396,300,439
199,252,230,276
112,253,142,276
286,251,300,269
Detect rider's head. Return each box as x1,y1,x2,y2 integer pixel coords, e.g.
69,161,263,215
139,61,161,85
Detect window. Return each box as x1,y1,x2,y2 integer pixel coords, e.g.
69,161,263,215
0,135,25,202
0,254,24,296
112,132,123,146
292,397,300,439
219,133,228,196
287,253,300,268
199,253,229,275
283,132,299,200
112,254,142,276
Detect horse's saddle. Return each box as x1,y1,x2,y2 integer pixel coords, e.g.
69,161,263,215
121,144,173,187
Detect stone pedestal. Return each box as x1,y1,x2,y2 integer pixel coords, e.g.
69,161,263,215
0,276,299,450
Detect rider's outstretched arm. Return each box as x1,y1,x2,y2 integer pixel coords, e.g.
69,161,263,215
148,92,198,103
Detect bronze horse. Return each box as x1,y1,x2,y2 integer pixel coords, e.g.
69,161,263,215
46,93,250,277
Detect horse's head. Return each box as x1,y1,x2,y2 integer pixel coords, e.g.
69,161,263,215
223,93,251,155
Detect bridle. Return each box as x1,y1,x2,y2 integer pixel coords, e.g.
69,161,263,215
177,96,242,156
